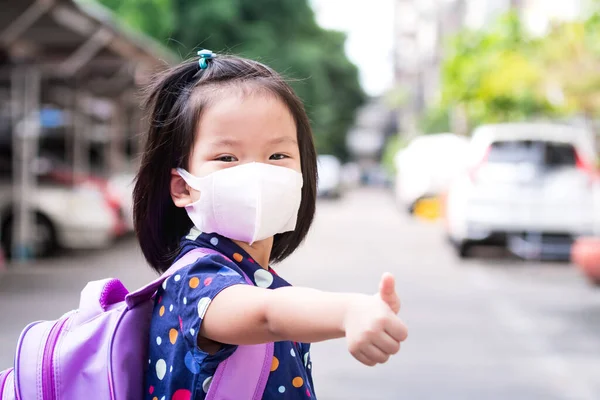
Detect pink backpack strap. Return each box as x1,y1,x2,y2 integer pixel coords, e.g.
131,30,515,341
126,248,225,308
127,247,273,399
206,342,274,400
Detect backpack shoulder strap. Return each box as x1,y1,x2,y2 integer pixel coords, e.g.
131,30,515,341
126,248,213,308
128,247,272,399
205,342,274,400
126,247,253,308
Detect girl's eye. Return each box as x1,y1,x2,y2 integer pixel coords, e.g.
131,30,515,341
217,155,237,162
270,153,288,161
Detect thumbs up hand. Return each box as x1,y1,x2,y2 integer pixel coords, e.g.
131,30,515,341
343,273,408,366
379,272,401,314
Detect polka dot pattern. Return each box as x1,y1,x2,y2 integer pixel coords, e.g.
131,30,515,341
292,377,304,388
202,376,213,393
171,389,191,400
197,297,211,319
184,351,200,374
271,356,279,372
169,328,178,344
147,232,315,400
254,269,274,288
189,277,200,289
156,359,166,380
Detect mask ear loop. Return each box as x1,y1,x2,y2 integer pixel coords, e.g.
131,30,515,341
177,168,201,189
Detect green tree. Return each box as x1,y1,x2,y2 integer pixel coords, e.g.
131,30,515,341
439,12,558,129
97,0,365,160
538,14,600,121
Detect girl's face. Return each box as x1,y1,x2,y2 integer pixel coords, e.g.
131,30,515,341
171,92,301,204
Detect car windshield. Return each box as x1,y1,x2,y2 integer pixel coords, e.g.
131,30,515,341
487,140,577,167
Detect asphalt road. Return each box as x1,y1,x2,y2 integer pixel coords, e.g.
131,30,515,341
1,188,599,400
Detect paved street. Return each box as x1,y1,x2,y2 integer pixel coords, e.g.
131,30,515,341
1,188,599,400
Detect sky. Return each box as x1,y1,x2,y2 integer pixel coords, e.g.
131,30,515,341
310,0,588,96
310,0,396,97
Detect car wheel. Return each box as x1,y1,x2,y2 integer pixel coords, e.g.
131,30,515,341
1,212,58,259
455,241,473,259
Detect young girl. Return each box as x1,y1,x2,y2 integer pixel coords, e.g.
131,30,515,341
134,50,408,400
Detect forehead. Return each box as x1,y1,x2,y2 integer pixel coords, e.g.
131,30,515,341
194,86,297,143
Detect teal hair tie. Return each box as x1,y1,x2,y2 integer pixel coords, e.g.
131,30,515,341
198,49,215,69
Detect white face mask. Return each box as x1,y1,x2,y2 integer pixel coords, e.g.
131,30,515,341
177,163,304,244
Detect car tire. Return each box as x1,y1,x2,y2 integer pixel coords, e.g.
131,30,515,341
1,212,58,259
455,241,473,259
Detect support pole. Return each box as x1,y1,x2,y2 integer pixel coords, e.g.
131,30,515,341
11,66,41,262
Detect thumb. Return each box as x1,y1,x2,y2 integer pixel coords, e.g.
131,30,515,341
379,273,400,313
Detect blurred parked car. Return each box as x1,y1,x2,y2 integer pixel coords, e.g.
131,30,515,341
445,123,598,260
340,162,361,189
361,165,392,187
394,133,469,215
0,157,123,259
317,155,343,198
107,172,136,232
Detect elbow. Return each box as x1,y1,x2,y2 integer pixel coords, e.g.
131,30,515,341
263,292,286,341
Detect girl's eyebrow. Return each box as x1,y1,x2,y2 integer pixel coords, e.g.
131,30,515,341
269,136,298,145
208,138,241,148
209,137,297,147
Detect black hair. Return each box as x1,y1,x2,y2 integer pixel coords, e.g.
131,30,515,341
133,55,318,273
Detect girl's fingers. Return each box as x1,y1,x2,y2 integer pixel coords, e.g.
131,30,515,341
355,350,377,367
385,316,408,343
374,332,401,355
361,344,390,364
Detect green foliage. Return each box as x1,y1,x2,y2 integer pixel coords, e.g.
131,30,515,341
539,14,600,118
97,0,365,160
419,105,451,134
440,11,560,125
438,9,600,130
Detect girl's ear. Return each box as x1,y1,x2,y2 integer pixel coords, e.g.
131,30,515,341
170,169,194,207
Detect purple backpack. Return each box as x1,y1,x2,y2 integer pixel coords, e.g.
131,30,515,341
0,248,274,400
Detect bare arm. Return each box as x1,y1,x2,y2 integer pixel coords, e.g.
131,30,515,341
201,274,408,366
200,285,360,345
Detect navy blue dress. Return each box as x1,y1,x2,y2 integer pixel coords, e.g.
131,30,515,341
144,228,316,400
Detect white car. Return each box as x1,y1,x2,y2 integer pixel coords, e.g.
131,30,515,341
317,155,343,198
394,133,469,213
445,123,598,260
107,172,136,232
0,158,120,258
